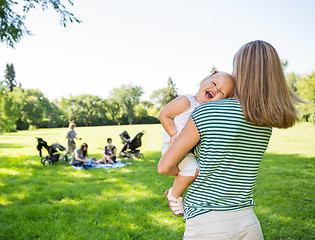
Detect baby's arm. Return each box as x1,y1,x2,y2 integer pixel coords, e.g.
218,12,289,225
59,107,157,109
159,96,191,142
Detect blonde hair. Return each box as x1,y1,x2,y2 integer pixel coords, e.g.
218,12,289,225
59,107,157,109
200,71,235,98
69,122,76,128
233,40,304,128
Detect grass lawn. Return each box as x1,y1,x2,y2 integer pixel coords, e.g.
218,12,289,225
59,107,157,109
0,123,314,240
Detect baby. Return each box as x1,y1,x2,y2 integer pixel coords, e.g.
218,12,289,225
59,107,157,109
159,71,235,217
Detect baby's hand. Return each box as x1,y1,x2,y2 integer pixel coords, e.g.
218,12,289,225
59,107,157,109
170,134,177,144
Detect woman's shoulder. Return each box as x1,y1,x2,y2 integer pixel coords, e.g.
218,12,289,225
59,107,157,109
192,99,242,118
200,98,239,109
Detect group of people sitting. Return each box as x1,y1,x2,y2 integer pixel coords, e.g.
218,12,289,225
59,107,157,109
65,122,118,166
70,138,117,166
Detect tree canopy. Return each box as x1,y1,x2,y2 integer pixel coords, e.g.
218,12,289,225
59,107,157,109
0,0,81,47
4,63,17,91
150,77,179,109
0,62,314,133
110,84,144,125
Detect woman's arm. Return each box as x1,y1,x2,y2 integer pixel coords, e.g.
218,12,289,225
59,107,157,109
74,150,87,163
112,147,116,157
158,117,200,176
159,96,190,141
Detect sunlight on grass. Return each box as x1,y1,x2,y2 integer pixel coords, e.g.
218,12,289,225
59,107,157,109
0,168,21,175
149,212,184,227
0,123,313,239
0,196,13,205
107,178,118,182
124,190,155,202
12,192,28,201
277,215,295,223
0,191,28,206
267,123,315,157
119,168,133,173
64,171,93,178
53,198,81,205
22,159,39,166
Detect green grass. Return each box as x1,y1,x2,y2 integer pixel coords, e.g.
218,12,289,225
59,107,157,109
0,123,314,239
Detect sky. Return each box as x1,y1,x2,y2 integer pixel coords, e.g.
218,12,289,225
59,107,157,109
0,0,314,102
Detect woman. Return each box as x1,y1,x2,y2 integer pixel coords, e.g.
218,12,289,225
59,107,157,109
158,40,303,239
71,143,90,166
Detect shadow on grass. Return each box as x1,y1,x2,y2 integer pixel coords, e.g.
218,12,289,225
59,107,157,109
0,151,314,239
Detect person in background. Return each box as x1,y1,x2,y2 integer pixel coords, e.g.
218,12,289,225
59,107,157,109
71,143,93,166
96,138,117,164
66,122,81,154
104,138,117,163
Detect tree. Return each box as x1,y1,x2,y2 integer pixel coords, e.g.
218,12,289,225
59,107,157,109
9,86,29,130
281,59,289,71
22,89,50,128
296,71,315,122
110,84,143,125
76,94,106,126
150,77,179,109
104,98,121,124
59,95,108,126
133,101,159,124
0,90,20,132
286,72,298,92
4,63,17,92
0,0,81,48
210,65,217,73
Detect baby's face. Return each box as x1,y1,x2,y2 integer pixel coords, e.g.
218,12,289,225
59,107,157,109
196,74,234,104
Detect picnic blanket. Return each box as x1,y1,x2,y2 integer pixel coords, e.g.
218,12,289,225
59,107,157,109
71,160,131,170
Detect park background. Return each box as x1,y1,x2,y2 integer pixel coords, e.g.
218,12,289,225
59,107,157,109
0,0,315,132
0,0,314,239
0,123,314,239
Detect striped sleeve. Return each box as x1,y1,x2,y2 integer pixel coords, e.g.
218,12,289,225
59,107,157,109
183,99,272,220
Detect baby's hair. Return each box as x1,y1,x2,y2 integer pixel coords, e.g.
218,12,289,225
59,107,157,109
200,70,218,86
69,122,76,128
199,71,235,97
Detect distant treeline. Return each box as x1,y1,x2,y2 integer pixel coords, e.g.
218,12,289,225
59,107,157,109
0,65,179,132
0,63,314,133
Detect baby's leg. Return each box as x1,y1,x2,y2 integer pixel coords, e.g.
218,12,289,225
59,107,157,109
164,154,198,217
171,153,199,198
171,168,199,198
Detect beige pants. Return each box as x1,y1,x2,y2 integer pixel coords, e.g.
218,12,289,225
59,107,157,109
67,143,76,154
183,208,263,240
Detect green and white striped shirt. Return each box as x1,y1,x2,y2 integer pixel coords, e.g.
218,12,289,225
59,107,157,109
183,99,272,220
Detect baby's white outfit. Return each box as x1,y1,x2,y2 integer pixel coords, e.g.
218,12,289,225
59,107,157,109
161,94,200,177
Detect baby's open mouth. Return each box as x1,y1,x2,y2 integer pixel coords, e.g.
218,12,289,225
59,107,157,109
206,90,214,99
